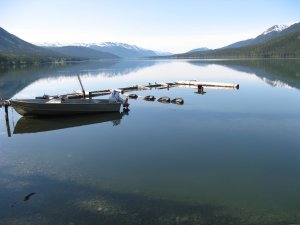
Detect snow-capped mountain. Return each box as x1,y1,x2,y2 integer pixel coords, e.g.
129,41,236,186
95,42,142,50
223,22,299,49
36,42,172,58
36,42,69,47
261,24,289,35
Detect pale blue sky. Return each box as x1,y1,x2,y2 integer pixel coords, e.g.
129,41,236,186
0,0,299,53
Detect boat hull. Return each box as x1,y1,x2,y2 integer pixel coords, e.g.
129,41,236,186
10,99,121,116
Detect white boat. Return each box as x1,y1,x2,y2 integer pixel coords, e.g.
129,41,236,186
10,98,122,116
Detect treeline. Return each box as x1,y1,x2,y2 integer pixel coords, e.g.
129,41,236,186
173,30,300,59
0,54,76,69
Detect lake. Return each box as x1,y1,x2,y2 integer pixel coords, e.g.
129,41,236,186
1,59,300,225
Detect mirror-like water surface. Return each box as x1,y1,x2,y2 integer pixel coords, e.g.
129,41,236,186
1,59,300,225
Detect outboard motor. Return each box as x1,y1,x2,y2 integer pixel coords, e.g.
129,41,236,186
109,90,129,109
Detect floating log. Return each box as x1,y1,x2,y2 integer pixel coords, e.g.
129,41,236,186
120,83,176,92
146,83,166,88
148,83,160,87
88,90,111,98
155,83,168,90
120,85,150,92
176,80,239,89
88,89,111,94
156,82,177,90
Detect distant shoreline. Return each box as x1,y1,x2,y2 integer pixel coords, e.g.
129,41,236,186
1,56,300,71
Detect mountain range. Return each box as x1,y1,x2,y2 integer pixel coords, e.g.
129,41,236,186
0,27,172,67
222,22,300,49
38,42,171,58
1,22,300,67
173,22,300,58
47,46,119,59
0,27,77,67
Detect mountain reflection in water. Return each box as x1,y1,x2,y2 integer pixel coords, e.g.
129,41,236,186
0,60,159,99
1,59,300,101
188,59,300,89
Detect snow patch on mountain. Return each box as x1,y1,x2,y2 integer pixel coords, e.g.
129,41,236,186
262,77,293,89
96,42,141,50
36,42,68,47
36,42,172,57
38,42,147,50
261,24,289,35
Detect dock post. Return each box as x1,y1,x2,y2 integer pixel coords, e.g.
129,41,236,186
197,85,205,94
4,104,11,137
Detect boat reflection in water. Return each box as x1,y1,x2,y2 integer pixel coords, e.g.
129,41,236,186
13,112,125,134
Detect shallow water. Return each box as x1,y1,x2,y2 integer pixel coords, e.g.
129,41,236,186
1,59,300,225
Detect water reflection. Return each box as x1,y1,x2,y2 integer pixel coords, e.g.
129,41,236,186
13,112,126,134
188,59,300,89
1,59,300,225
1,59,300,101
0,60,159,99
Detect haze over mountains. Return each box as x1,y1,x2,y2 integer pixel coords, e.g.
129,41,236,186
38,42,171,58
47,46,119,60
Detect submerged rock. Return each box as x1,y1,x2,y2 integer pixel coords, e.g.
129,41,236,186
144,95,156,101
128,94,138,99
158,96,170,103
171,98,184,105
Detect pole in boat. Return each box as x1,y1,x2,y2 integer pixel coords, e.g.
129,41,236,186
77,75,86,98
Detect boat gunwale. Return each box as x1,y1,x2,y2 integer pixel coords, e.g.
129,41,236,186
10,99,122,116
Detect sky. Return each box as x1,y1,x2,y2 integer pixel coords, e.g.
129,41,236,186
0,0,299,53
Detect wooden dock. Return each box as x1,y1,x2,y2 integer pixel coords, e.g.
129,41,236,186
176,80,239,89
87,80,238,98
1,80,239,103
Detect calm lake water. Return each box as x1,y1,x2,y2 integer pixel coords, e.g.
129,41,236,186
0,59,300,225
